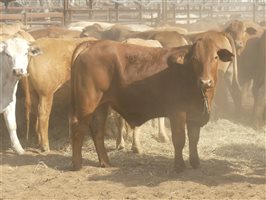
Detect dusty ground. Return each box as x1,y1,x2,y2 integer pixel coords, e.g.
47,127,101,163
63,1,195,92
1,96,265,200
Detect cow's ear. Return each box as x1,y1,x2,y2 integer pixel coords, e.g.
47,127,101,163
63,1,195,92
29,45,42,56
246,27,257,35
0,42,6,53
217,49,234,62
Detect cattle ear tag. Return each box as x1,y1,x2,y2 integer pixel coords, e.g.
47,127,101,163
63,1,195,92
176,55,185,64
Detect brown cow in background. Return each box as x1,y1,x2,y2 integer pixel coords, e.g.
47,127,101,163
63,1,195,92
28,26,81,39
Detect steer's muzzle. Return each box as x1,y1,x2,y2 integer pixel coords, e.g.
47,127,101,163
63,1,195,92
235,40,244,49
13,69,28,77
200,79,213,89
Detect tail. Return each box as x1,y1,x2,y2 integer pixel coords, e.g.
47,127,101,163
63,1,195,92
20,77,31,141
69,40,97,136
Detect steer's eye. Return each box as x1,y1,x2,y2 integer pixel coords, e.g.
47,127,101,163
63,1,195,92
214,56,219,60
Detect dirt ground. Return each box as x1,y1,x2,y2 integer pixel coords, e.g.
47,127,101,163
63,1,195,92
1,96,265,200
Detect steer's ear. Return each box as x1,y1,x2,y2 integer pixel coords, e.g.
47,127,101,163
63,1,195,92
246,27,257,35
29,45,42,56
217,49,234,62
0,42,6,53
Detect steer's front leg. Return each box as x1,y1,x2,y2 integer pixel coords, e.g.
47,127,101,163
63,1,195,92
3,100,25,155
169,112,186,173
187,121,201,169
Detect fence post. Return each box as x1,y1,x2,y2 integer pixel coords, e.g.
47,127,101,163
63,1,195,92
138,4,142,23
88,0,93,19
253,2,256,22
173,4,176,24
199,4,202,20
157,3,161,25
115,3,119,22
108,8,111,22
63,0,68,25
161,0,165,24
23,12,27,26
187,4,190,24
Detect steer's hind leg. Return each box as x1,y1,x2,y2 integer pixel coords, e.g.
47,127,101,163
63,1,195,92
157,118,169,143
37,95,54,152
71,116,90,171
3,100,25,155
115,114,126,150
169,112,186,173
91,105,111,168
131,127,142,154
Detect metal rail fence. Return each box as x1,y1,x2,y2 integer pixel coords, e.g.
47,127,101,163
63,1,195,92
0,0,265,26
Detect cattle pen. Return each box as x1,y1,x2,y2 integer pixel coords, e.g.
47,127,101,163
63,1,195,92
0,0,265,26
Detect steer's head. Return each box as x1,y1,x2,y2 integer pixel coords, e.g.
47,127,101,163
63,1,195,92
225,20,257,54
0,37,42,78
187,38,234,92
184,38,234,124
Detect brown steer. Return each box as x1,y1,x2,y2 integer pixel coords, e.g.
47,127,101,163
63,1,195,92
70,36,234,173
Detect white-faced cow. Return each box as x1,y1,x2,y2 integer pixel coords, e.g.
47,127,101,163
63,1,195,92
0,37,41,154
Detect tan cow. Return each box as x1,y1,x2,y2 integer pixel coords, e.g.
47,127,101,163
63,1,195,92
0,22,28,35
28,26,81,39
25,37,96,151
81,24,191,47
224,20,260,55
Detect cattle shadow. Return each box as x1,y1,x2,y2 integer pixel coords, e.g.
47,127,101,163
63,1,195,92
1,141,265,187
213,143,266,177
86,146,265,187
0,149,99,172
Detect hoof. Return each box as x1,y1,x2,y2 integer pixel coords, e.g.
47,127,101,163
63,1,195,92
157,133,169,143
131,146,142,154
190,157,200,169
116,143,125,150
174,161,186,173
72,164,82,171
12,145,25,155
99,161,112,168
72,160,82,171
41,145,50,152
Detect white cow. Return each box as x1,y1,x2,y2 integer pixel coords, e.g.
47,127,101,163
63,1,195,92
0,37,41,154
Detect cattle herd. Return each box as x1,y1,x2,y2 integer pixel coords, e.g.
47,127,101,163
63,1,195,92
0,19,265,173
